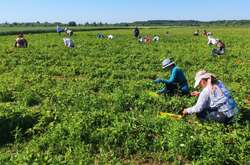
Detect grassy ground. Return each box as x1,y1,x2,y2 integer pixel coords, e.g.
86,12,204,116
0,26,134,35
0,27,249,164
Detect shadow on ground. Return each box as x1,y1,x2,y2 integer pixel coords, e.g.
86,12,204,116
0,112,40,146
239,107,250,123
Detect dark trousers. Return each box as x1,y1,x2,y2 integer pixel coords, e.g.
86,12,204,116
159,83,189,96
212,48,225,56
197,109,233,124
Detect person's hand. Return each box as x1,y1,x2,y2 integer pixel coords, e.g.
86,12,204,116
191,91,200,97
154,78,162,84
182,109,189,117
157,88,166,94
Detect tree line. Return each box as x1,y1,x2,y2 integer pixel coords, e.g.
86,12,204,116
1,20,250,27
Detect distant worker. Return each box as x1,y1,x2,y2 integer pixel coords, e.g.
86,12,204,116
182,70,239,124
138,36,144,43
154,58,189,95
65,28,73,36
138,36,152,44
153,35,160,42
207,36,219,45
108,34,114,39
144,36,152,43
63,38,74,48
212,40,226,56
193,30,199,36
97,33,105,39
133,26,140,38
203,30,213,36
56,25,63,35
14,33,28,48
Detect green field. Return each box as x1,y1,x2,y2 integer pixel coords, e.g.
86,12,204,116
0,26,134,36
0,27,249,164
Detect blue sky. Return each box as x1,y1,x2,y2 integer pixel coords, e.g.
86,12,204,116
0,0,249,23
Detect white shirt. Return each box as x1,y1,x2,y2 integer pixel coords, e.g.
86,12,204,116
108,35,113,39
208,36,218,45
187,81,238,118
153,36,160,41
63,38,74,48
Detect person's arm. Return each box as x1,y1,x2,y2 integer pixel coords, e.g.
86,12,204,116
185,88,210,114
14,41,17,47
161,68,177,84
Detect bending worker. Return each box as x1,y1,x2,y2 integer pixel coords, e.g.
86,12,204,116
14,33,28,48
154,58,189,95
212,40,226,56
63,38,74,48
182,70,239,124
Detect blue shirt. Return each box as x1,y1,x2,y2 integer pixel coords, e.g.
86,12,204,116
56,25,62,33
162,66,188,88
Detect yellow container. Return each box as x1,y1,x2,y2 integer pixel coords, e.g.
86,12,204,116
160,112,182,120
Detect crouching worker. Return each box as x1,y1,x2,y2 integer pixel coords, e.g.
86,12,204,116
212,40,225,56
65,28,73,36
193,30,199,36
56,25,63,35
182,70,239,124
108,34,114,39
133,26,140,38
153,35,160,42
97,33,105,39
63,38,74,48
14,33,28,48
154,59,189,95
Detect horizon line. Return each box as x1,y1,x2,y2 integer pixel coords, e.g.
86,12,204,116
1,19,250,24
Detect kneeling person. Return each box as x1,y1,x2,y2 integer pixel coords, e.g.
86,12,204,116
182,70,239,124
15,33,28,48
153,35,160,42
154,59,189,95
63,38,74,48
212,40,225,56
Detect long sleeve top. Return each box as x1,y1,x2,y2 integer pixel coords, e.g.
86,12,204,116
64,38,74,48
161,66,188,88
186,81,238,118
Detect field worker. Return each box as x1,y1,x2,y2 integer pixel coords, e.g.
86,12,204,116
153,35,160,42
97,33,105,39
14,33,28,48
203,30,213,36
203,30,208,36
182,70,239,124
56,25,63,35
212,40,225,56
65,28,73,36
133,26,140,38
144,36,152,44
154,59,189,95
108,34,114,39
63,38,74,48
193,30,199,36
207,36,218,45
138,36,144,43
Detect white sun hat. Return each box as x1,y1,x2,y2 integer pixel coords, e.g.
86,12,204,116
162,58,175,69
194,70,214,88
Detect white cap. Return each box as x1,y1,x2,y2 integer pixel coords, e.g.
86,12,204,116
194,70,214,88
